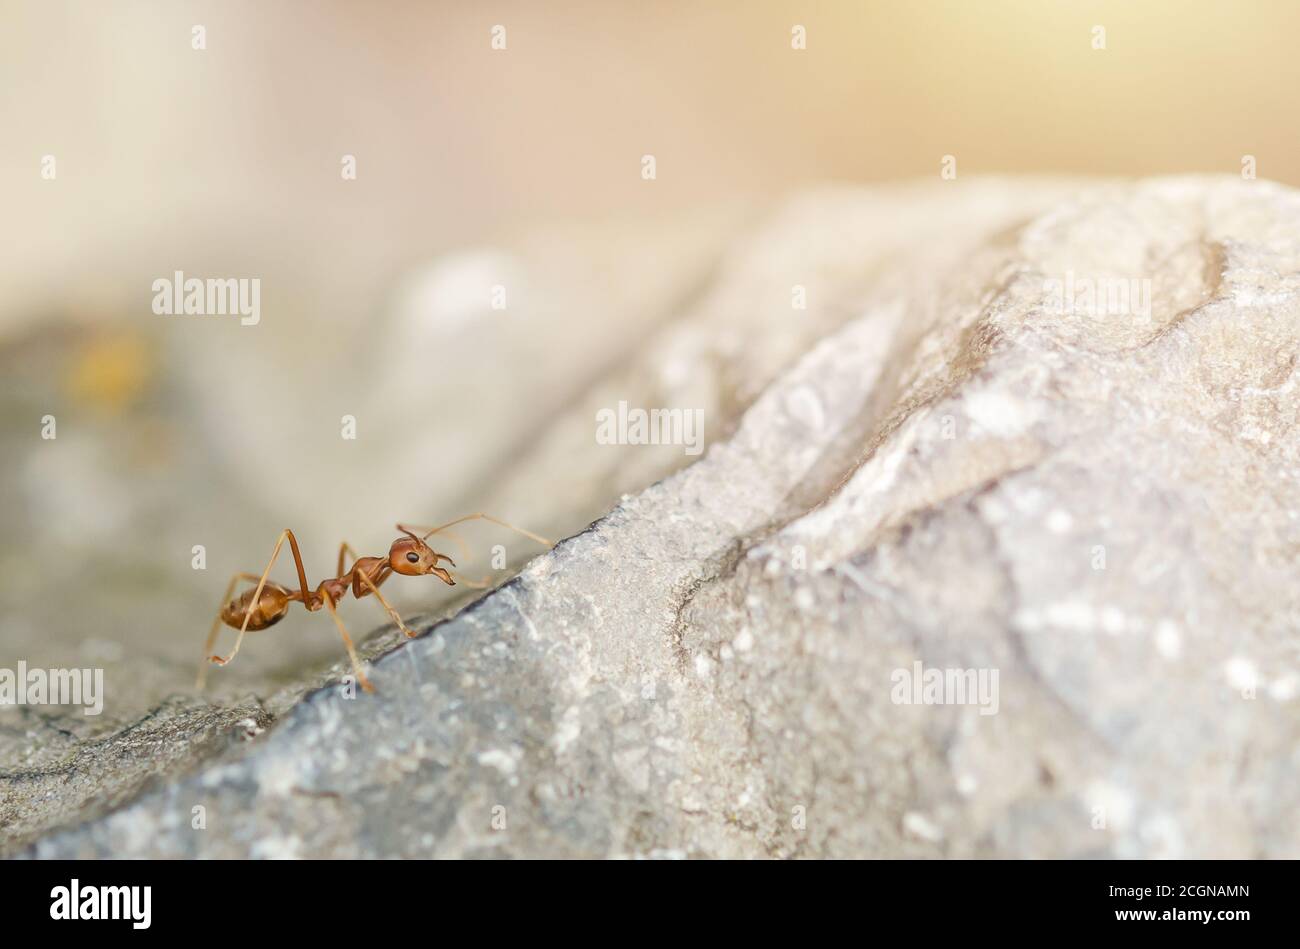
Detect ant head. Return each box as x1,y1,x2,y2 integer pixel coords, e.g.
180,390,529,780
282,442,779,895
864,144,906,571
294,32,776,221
389,530,455,584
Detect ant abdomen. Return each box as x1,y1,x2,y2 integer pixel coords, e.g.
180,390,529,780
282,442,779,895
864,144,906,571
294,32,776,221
221,582,291,631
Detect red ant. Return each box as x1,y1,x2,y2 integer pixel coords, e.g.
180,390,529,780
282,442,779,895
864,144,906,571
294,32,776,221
197,514,551,693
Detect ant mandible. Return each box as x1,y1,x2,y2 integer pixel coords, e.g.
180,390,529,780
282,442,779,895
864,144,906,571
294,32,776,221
197,513,551,693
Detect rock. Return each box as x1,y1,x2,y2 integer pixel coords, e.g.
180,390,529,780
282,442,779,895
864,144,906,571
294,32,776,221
8,176,1300,858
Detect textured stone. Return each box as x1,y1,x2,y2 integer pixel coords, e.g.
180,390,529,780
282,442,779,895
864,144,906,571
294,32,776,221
8,176,1300,858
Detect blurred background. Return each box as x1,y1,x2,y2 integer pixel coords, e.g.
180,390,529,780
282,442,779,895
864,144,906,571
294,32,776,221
2,0,1299,716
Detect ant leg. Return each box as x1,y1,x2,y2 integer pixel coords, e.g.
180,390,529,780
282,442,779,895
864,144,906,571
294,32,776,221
398,513,553,548
429,527,472,566
197,572,261,689
210,528,313,668
447,570,491,589
336,540,360,578
341,538,428,635
420,527,491,587
320,589,374,693
353,568,416,638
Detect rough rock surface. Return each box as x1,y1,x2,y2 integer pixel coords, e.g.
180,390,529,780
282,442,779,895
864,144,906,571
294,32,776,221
8,176,1300,858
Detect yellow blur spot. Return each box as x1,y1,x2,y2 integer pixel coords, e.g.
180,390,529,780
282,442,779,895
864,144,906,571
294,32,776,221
67,333,153,412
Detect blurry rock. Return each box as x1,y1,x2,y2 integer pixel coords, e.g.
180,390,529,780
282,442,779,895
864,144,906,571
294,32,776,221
11,176,1300,858
0,210,744,728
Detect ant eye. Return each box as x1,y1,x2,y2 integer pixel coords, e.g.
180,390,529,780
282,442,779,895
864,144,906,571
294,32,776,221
406,552,420,564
